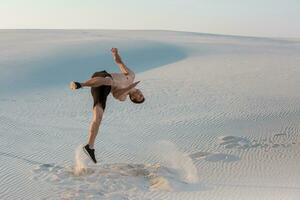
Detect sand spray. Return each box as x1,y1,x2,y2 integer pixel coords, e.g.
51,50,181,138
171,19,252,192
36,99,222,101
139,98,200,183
74,145,89,176
154,140,199,183
73,141,199,183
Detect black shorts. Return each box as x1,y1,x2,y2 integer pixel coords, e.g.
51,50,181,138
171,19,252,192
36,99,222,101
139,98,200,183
91,70,112,110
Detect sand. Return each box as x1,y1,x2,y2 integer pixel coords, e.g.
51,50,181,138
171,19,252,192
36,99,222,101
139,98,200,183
0,30,300,199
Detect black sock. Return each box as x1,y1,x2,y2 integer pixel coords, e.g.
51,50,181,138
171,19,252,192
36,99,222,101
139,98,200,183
74,82,82,89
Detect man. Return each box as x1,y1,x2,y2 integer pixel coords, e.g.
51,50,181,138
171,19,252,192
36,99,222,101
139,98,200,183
70,48,145,163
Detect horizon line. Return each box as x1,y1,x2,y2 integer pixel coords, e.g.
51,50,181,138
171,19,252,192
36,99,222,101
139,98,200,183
0,28,299,40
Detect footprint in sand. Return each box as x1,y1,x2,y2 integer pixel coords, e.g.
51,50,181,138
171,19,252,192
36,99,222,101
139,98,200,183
190,152,240,162
0,98,16,102
218,136,254,149
218,135,298,150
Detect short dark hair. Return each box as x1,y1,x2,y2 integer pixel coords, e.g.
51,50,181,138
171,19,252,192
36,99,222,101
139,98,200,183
129,95,145,104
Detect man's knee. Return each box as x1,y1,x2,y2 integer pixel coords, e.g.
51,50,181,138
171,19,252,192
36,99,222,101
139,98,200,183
93,112,102,124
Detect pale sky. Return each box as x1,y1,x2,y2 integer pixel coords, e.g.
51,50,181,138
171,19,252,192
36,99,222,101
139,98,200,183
1,0,299,38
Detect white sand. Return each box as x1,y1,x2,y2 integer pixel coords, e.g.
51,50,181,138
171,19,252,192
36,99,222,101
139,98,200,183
0,30,300,200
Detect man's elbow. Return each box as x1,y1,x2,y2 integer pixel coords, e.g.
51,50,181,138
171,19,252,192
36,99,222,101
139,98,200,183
129,72,135,79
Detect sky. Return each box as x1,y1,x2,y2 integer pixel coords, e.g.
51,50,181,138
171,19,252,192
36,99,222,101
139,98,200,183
0,0,299,38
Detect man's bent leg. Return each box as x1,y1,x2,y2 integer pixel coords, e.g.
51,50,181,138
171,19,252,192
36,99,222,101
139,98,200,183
70,77,112,90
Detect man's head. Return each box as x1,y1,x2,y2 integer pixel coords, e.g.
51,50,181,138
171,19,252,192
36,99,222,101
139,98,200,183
129,88,145,104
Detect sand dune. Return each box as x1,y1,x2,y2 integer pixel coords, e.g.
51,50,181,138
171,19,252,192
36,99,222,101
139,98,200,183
0,30,300,199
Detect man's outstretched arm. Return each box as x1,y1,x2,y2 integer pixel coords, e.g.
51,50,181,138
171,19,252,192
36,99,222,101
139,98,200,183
111,48,135,77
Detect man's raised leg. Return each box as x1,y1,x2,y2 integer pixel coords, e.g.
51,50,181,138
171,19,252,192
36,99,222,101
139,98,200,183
70,76,113,90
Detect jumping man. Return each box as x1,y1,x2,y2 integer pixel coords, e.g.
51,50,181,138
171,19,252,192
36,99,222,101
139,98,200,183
70,48,145,163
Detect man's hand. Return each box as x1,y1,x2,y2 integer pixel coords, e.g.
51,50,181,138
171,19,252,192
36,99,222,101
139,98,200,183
111,47,123,64
129,81,140,88
111,47,118,56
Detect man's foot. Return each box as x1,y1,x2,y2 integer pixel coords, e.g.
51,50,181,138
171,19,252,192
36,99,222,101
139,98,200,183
83,144,97,163
70,81,82,90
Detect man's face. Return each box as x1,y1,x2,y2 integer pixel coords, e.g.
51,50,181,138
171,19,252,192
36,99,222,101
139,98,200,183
130,89,145,103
